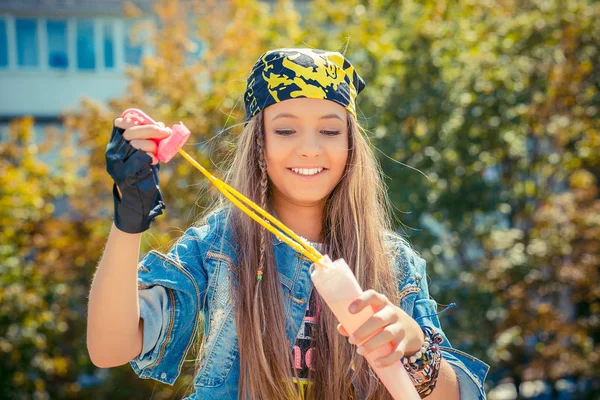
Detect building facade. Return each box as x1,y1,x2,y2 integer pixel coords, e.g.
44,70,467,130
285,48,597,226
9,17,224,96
0,0,155,125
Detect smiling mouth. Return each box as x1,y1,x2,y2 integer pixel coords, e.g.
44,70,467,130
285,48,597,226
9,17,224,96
288,167,326,177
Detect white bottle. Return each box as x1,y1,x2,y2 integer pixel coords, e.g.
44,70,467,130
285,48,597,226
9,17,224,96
311,256,420,400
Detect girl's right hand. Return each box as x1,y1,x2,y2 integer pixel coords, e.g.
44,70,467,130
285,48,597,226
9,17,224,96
113,117,171,165
105,113,171,234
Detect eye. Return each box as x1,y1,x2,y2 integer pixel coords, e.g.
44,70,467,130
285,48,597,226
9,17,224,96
321,130,342,136
274,130,295,136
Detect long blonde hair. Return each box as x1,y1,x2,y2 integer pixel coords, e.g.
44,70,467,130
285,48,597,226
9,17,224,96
195,110,405,399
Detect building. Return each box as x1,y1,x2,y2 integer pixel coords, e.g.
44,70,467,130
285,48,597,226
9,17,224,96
0,0,161,162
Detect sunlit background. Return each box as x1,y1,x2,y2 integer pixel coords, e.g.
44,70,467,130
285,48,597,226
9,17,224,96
1,0,598,399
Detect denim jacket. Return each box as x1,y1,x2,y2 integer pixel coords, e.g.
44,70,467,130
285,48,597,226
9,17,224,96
130,208,489,399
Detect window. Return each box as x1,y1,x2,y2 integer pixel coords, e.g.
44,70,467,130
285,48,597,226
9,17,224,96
124,21,142,66
102,21,114,69
4,17,156,72
76,19,95,70
0,19,7,67
47,20,68,69
16,18,38,67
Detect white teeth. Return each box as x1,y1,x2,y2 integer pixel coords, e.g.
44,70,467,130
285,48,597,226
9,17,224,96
291,167,323,176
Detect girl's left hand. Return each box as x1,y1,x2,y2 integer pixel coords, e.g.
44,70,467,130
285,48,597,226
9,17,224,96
337,289,424,368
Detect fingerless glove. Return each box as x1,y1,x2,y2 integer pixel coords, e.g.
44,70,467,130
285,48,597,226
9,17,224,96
105,123,165,233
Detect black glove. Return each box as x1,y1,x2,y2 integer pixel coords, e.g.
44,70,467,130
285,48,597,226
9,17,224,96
105,123,165,233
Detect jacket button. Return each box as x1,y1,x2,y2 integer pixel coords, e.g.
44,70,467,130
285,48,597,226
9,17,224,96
161,373,167,379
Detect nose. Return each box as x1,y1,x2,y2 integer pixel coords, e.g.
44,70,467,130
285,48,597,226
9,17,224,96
297,133,322,158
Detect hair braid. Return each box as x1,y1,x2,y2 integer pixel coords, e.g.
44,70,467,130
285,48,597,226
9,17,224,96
254,114,270,339
256,116,269,280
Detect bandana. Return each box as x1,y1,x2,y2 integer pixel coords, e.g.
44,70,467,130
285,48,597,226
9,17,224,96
244,48,366,121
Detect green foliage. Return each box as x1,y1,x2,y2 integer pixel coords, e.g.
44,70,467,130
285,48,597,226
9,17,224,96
0,118,93,398
1,0,598,398
305,0,600,392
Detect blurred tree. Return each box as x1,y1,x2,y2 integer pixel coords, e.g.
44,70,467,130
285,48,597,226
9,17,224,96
0,118,105,398
477,1,600,395
302,0,600,396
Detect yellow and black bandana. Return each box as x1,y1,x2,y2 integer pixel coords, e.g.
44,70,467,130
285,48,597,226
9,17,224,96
244,48,366,121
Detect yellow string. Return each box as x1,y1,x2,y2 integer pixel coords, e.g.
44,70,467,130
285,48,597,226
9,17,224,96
177,149,323,263
291,377,311,399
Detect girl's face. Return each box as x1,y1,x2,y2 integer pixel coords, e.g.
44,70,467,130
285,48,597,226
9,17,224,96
263,98,349,207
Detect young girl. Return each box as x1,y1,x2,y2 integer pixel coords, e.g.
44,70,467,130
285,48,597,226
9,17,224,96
87,48,489,399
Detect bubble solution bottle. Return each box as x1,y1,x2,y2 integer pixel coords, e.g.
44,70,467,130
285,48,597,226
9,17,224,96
311,256,420,400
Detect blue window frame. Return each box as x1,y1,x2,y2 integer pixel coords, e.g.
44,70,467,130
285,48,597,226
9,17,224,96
16,18,38,67
76,19,95,70
0,18,8,68
103,21,114,69
0,19,7,67
47,20,68,69
124,21,142,66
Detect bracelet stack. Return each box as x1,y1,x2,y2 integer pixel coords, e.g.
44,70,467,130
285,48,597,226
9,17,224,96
402,326,444,398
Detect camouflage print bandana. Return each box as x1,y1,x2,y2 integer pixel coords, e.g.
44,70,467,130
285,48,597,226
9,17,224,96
244,48,366,121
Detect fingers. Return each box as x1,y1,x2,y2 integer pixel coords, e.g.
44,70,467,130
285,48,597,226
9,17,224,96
126,139,159,165
114,116,151,131
372,340,407,368
348,306,398,346
148,153,158,165
113,115,168,166
337,323,350,337
129,139,158,154
356,324,404,357
114,117,136,130
123,124,171,141
114,117,171,140
349,289,390,315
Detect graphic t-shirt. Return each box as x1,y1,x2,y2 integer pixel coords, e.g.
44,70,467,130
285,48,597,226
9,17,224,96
292,288,321,383
291,241,325,392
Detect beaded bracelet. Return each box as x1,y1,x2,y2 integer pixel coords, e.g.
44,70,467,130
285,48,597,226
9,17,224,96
402,326,444,398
